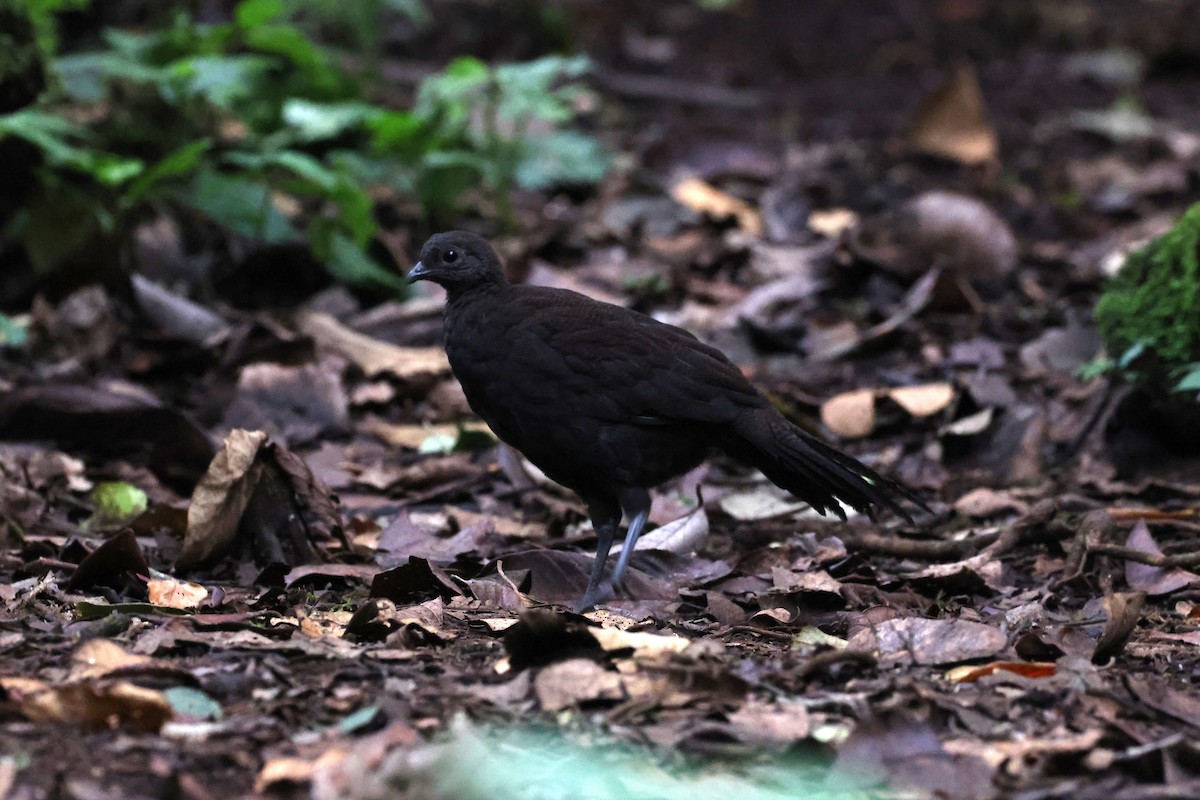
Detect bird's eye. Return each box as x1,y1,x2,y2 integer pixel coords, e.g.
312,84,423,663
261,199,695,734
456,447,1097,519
443,249,459,264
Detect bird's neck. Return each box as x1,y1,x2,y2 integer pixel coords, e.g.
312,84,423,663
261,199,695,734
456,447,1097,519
443,279,509,310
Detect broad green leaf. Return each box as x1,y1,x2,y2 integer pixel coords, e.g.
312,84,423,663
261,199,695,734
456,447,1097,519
177,55,271,107
368,109,425,152
90,482,149,524
92,153,146,185
235,0,286,27
282,99,379,141
124,138,212,204
515,130,609,189
324,233,404,290
188,167,295,242
244,24,329,73
76,601,191,620
1176,364,1200,392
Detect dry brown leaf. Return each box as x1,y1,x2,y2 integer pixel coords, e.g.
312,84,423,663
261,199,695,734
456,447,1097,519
295,310,449,380
887,382,955,417
728,698,811,743
849,616,1007,665
909,63,998,164
70,639,155,680
671,177,763,236
624,507,708,556
808,208,859,238
820,388,877,439
718,485,809,521
147,577,208,609
177,429,268,569
589,626,692,658
0,675,171,732
954,487,1030,518
1093,591,1145,663
533,658,622,711
945,661,1057,683
1125,520,1200,595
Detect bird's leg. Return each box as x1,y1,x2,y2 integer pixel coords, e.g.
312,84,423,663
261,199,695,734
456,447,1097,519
609,509,648,591
576,509,619,612
610,487,652,593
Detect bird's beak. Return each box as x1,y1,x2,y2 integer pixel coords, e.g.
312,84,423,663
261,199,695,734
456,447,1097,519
406,261,430,284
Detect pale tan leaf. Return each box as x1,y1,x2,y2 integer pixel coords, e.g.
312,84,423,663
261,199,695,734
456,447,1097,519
909,63,998,165
177,429,268,569
820,388,877,439
887,382,955,417
295,310,449,380
147,577,208,610
671,177,763,236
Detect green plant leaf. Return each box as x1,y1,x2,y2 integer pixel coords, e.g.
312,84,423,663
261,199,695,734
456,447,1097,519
0,313,28,347
188,167,295,242
1176,364,1200,392
177,54,272,108
282,99,379,141
515,130,609,189
324,232,404,290
124,138,212,204
234,0,286,27
90,482,149,525
1118,341,1147,369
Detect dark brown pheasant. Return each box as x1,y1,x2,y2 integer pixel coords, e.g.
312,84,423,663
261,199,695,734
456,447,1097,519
409,231,921,609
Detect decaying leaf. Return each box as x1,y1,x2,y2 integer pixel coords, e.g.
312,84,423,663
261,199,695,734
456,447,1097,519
147,577,208,609
295,310,449,381
177,429,268,569
909,63,998,164
849,616,1007,665
821,382,955,438
671,177,763,236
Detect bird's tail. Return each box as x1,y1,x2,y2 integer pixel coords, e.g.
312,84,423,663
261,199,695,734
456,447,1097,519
723,408,918,523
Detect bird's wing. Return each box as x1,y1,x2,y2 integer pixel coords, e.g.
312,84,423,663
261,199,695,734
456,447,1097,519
508,287,766,425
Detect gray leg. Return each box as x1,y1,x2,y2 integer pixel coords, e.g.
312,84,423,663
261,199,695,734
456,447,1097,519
609,509,648,591
576,519,616,612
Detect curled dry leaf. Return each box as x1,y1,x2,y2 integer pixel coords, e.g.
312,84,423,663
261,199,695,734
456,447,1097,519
670,177,763,236
945,661,1058,683
821,382,955,439
177,429,268,570
1092,591,1145,664
908,63,998,165
1124,520,1200,596
294,310,449,381
619,506,708,556
147,577,208,610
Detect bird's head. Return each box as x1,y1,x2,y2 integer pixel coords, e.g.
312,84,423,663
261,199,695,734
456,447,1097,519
407,231,505,291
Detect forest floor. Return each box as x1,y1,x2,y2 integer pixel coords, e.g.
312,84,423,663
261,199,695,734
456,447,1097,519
2,2,1200,799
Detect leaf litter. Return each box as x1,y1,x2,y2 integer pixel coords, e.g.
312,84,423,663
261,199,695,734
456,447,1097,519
4,5,1200,800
